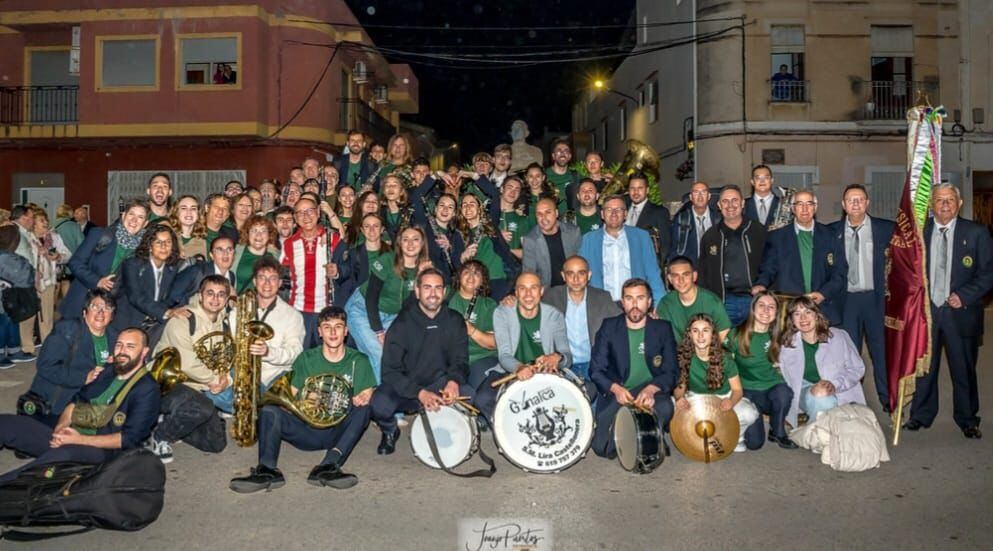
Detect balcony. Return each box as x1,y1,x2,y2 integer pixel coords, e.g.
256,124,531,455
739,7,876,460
769,80,809,103
339,98,395,147
0,85,79,125
861,80,939,120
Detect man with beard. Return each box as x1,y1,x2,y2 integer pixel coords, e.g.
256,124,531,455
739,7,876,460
224,180,244,198
545,138,577,214
146,173,173,223
573,179,602,235
0,327,158,482
202,193,239,250
589,278,678,459
371,269,471,454
625,173,672,261
335,130,374,192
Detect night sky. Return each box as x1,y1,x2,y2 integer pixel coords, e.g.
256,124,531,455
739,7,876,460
344,0,637,158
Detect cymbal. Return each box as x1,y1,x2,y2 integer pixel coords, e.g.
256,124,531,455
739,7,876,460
670,394,740,463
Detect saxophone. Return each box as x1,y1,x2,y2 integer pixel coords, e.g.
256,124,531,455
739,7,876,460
232,289,274,447
768,186,798,231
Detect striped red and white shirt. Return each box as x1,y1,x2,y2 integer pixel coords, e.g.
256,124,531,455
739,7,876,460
280,226,341,313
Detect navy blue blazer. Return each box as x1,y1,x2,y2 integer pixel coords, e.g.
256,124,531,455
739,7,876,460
168,261,236,305
589,315,679,399
756,222,848,325
744,194,782,226
829,216,895,312
925,217,993,337
60,226,120,319
669,204,722,263
112,256,180,331
334,153,375,191
29,319,119,415
75,367,161,450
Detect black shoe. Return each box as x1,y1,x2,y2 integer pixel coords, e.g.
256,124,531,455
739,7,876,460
880,401,892,414
377,427,400,455
768,432,799,449
902,419,926,431
963,427,983,439
13,450,32,460
308,463,358,489
229,465,285,494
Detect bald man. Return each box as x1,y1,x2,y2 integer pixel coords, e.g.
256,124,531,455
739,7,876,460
521,198,582,288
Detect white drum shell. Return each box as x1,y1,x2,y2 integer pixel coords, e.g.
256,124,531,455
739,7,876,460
410,405,479,469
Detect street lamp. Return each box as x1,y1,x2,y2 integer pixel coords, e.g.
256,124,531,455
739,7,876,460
593,79,637,103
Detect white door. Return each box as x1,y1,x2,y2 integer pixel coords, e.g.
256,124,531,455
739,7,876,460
20,187,65,221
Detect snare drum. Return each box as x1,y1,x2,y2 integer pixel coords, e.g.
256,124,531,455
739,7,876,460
613,406,663,474
492,372,594,473
410,404,479,470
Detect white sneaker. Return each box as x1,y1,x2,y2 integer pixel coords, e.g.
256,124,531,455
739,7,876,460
146,438,174,464
735,441,746,453
396,416,409,428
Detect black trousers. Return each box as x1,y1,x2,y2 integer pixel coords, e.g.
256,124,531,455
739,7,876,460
841,290,888,404
257,405,370,470
467,358,499,390
743,383,794,448
910,305,981,430
155,384,227,453
0,414,115,482
591,383,674,459
370,382,475,434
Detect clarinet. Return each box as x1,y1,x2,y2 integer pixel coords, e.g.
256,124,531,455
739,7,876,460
322,219,336,306
464,288,480,321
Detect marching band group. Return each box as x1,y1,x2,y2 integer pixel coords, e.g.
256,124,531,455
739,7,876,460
1,129,991,492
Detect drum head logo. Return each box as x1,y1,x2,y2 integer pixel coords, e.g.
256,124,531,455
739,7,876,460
519,405,572,447
23,400,36,416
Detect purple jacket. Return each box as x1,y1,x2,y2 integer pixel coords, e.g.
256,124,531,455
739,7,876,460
779,328,866,426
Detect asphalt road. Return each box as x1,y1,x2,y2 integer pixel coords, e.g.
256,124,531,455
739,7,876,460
1,317,991,550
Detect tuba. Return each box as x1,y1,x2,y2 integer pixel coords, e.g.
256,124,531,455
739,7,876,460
232,289,274,447
767,186,798,231
599,139,661,202
261,371,352,429
148,347,187,394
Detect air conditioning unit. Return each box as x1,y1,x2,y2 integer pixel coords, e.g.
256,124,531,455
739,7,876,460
374,85,389,104
353,61,368,84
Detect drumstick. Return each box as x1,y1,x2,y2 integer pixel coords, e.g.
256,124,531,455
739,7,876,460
455,398,481,416
490,372,518,388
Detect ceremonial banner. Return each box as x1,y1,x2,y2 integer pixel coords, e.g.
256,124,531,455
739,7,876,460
884,106,942,440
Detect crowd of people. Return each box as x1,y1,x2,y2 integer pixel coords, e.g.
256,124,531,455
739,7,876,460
0,128,990,492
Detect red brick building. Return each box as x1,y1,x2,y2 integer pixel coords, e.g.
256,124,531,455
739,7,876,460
0,1,418,223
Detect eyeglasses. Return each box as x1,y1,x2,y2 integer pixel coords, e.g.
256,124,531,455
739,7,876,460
603,207,626,215
87,304,115,313
844,197,866,205
203,290,230,300
793,201,817,208
212,246,234,253
249,227,269,235
295,208,318,218
152,239,172,248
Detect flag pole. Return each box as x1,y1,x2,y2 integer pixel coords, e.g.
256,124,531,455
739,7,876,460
892,379,906,446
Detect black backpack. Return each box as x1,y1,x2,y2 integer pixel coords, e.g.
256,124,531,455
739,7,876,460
1,287,40,323
0,449,165,541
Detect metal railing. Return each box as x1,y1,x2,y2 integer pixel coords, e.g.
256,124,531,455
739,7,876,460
0,85,79,125
339,98,395,146
769,79,809,102
861,80,939,120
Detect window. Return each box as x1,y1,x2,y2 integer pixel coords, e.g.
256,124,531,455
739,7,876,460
648,80,658,124
96,36,159,91
770,25,806,102
619,105,627,141
767,165,819,191
178,35,240,88
601,118,609,150
869,26,915,119
864,167,904,220
107,170,246,217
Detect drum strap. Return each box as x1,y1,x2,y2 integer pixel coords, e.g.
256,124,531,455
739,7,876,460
419,410,496,478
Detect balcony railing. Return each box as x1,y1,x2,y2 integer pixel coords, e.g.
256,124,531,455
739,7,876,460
861,80,939,120
0,85,79,125
769,79,809,103
339,98,395,146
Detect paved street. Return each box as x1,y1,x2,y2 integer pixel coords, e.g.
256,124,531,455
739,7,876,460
2,317,992,550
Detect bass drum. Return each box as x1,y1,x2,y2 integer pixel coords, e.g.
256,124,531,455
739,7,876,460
409,404,479,470
492,372,594,473
613,406,663,474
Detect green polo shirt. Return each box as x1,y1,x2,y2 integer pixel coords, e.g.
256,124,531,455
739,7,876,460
290,347,376,395
730,330,784,391
688,354,739,395
448,293,498,364
575,210,602,235
656,287,732,342
624,327,652,389
797,229,814,293
515,308,544,364
499,210,531,249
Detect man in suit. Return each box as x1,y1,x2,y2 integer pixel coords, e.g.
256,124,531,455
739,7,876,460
544,256,622,380
0,327,159,482
477,272,573,421
829,184,895,410
334,129,375,192
744,164,785,228
580,195,666,303
521,198,582,288
752,190,847,326
589,278,679,459
170,235,237,306
626,172,672,262
904,184,993,439
23,290,119,426
670,181,721,263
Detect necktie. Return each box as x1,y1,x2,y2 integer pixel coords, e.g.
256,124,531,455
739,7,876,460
758,199,768,223
933,227,949,305
627,204,639,226
696,215,706,250
848,225,861,288
154,268,163,301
